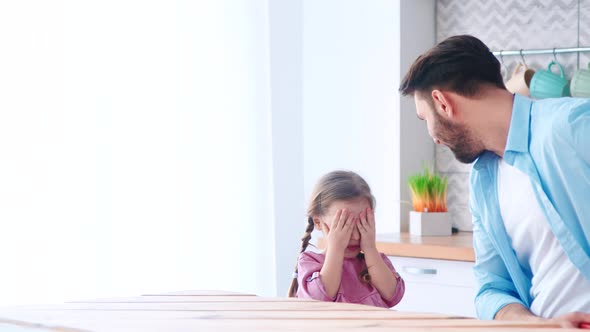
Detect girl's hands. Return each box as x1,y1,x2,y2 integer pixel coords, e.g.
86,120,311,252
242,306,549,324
322,209,355,254
358,207,377,253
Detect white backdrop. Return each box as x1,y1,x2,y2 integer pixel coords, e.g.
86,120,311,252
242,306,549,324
0,0,276,305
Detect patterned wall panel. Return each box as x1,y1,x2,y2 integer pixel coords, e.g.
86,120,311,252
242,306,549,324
581,0,590,67
436,0,590,231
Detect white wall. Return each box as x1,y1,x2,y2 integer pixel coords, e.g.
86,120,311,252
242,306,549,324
269,0,304,296
0,0,277,304
397,0,436,231
303,0,399,235
303,0,435,235
0,0,438,304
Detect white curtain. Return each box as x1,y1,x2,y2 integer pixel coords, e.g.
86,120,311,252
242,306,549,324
0,0,276,305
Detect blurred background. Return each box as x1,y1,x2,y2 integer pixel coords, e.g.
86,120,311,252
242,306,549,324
0,0,587,306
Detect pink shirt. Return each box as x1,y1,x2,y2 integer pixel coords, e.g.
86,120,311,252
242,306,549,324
296,251,405,308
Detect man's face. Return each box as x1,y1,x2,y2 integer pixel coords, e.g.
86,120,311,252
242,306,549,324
414,93,484,164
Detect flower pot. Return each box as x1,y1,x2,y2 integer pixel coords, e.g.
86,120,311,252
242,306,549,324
409,211,451,236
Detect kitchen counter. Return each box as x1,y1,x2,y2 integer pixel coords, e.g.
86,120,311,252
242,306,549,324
376,231,475,262
319,231,475,262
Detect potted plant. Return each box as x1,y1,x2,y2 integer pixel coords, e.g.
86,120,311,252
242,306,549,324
407,166,451,236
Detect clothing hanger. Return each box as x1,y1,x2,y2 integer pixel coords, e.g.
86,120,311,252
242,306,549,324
520,49,527,67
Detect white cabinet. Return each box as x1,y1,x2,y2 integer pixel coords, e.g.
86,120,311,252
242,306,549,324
389,256,477,317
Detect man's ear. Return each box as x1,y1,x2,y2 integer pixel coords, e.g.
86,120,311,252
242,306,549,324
431,89,455,119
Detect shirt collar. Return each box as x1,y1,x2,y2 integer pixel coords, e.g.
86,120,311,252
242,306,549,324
473,94,532,170
505,94,533,154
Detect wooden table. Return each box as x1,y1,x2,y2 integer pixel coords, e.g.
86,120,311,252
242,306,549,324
0,290,573,331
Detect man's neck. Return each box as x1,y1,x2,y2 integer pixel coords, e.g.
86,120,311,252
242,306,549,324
473,90,514,158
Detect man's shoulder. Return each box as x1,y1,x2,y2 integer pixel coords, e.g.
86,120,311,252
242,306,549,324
532,97,590,139
533,96,590,107
533,97,590,121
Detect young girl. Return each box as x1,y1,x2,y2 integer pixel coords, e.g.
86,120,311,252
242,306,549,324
288,170,404,308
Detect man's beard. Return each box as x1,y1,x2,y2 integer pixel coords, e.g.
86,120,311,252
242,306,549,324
434,113,483,164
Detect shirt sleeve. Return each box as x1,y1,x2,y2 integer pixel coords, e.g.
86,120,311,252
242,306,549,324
379,253,405,308
296,252,336,301
470,175,526,320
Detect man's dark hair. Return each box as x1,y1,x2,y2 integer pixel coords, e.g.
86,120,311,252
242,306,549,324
399,35,505,97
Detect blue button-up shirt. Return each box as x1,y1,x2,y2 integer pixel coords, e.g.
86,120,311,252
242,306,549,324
470,94,590,319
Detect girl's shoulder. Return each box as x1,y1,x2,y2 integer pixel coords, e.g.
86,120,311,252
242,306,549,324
298,251,325,263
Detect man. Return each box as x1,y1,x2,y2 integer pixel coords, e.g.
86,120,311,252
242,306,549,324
399,35,590,328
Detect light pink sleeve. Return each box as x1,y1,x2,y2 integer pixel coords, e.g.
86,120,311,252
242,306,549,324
380,253,405,308
296,252,335,301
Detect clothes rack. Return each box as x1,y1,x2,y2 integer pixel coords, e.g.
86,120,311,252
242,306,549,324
492,47,590,57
